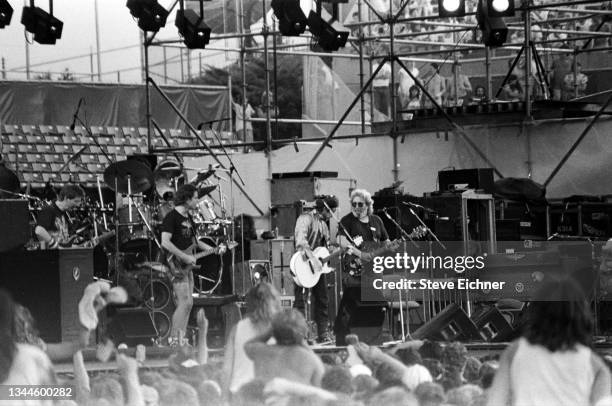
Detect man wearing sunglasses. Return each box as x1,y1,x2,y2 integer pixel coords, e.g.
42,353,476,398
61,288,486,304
335,188,391,345
293,195,339,344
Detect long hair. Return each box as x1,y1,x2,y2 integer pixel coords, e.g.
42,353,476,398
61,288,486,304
173,184,197,206
350,189,374,216
0,289,17,382
245,282,281,324
523,277,593,352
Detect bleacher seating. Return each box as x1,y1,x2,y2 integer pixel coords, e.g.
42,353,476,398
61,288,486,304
0,124,242,188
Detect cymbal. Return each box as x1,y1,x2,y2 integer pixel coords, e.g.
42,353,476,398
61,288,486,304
197,185,217,198
192,169,216,184
0,163,20,194
104,160,154,194
154,160,184,197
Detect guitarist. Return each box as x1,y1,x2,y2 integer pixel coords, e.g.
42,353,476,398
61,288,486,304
161,184,226,345
293,195,339,344
35,184,85,249
335,188,394,345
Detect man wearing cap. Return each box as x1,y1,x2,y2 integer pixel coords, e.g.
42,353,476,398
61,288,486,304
293,195,339,344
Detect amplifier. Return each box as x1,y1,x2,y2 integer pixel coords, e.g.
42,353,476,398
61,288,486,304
471,250,570,301
438,168,494,193
0,199,30,252
548,202,612,239
0,248,94,343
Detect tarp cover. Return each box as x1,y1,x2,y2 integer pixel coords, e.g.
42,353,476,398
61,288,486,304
0,81,229,130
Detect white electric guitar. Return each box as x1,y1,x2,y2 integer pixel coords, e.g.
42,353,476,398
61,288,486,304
290,246,345,288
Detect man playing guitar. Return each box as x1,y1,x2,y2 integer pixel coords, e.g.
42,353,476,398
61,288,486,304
35,184,85,249
335,188,397,345
293,195,339,344
161,184,226,345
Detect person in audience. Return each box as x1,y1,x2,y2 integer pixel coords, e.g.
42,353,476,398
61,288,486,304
414,381,446,406
223,282,281,395
0,289,57,390
423,63,446,108
232,91,255,153
244,308,325,386
445,64,473,106
321,365,353,395
487,277,612,406
446,384,484,406
406,85,422,109
563,62,589,99
549,52,572,100
471,85,488,104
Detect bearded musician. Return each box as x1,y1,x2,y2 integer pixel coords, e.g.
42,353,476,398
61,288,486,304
334,188,397,345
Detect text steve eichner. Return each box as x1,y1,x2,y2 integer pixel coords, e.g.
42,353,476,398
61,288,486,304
372,278,506,291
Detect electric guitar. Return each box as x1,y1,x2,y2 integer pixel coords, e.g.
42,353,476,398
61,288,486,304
290,245,345,288
165,241,238,280
343,226,428,280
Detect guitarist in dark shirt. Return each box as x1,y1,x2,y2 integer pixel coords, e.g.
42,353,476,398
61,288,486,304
35,184,85,249
335,188,396,345
161,184,226,344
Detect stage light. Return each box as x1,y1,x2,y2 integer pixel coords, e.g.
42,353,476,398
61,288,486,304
0,0,13,29
21,5,63,44
176,8,211,49
126,0,168,32
438,0,466,18
307,10,348,52
488,0,514,17
272,0,307,36
476,0,507,47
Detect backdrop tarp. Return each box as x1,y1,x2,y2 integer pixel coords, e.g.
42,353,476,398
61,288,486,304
0,81,229,131
184,117,612,218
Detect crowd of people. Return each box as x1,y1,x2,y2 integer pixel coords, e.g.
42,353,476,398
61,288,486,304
2,273,612,406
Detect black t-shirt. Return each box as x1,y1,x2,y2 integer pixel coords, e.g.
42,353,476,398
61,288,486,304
161,209,197,251
339,213,389,244
37,202,71,237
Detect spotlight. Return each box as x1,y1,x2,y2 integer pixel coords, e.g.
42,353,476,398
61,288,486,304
0,0,13,29
176,8,211,49
438,0,466,18
21,6,63,44
488,0,514,17
307,10,348,52
476,0,507,47
126,0,168,32
271,0,307,36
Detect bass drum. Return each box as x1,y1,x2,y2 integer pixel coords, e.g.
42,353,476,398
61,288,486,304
194,236,223,294
118,205,158,264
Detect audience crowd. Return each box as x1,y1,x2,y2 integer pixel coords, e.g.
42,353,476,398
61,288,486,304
2,275,612,406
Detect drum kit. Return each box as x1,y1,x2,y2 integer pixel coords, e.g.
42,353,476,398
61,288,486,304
0,157,237,307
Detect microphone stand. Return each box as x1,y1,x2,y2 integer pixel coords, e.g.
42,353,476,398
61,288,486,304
72,111,114,165
404,203,446,321
205,122,245,295
381,207,418,249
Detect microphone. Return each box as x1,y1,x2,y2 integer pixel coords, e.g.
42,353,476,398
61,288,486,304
197,117,231,130
69,98,84,131
402,201,435,212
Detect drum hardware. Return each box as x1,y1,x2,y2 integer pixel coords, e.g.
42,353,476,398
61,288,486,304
104,159,167,344
154,160,185,198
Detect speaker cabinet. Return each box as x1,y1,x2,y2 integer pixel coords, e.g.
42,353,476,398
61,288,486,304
412,304,481,341
0,248,94,343
104,306,159,347
471,306,515,342
0,199,30,252
250,239,295,296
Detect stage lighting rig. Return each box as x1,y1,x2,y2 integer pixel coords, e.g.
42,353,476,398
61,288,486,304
438,0,466,18
0,0,13,29
476,0,508,47
21,1,63,45
126,0,168,32
488,0,514,17
271,0,307,36
308,0,349,52
176,1,211,49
